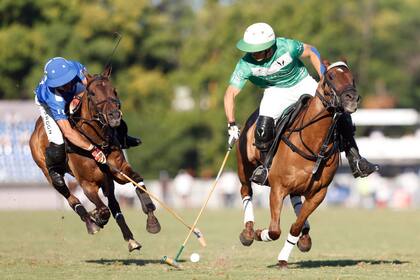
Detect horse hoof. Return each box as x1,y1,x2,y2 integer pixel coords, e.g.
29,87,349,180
85,218,101,235
239,229,254,246
128,239,142,252
277,260,288,269
90,208,110,228
146,213,161,234
297,234,312,252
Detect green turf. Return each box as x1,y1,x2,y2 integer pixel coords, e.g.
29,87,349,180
0,207,419,280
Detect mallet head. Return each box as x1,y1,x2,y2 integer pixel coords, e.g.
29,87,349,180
161,256,181,269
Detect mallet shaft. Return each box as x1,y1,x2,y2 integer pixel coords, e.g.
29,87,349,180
107,163,205,246
176,148,231,259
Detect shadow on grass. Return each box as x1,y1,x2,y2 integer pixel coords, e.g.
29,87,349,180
267,259,408,269
86,258,186,266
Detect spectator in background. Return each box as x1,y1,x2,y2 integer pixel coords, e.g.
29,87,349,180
173,169,194,208
159,170,170,205
219,169,240,208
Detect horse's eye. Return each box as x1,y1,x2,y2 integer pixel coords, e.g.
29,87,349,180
329,73,335,80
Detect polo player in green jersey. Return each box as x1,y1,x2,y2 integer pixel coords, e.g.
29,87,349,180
224,22,379,184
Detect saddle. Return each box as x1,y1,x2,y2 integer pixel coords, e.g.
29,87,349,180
262,94,313,168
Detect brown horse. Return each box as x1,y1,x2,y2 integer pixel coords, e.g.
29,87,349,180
236,60,359,268
29,66,160,252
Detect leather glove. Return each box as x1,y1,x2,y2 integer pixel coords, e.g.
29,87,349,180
227,122,240,148
88,145,107,164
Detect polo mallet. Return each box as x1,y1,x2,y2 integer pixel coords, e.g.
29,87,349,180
104,32,122,69
106,163,206,247
162,147,232,269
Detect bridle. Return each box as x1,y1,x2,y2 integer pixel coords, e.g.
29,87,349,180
86,75,121,126
69,75,121,151
316,61,357,111
281,61,358,175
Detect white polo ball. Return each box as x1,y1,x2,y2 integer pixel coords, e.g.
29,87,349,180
190,253,200,263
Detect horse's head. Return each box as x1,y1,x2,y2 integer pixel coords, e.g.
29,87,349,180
85,66,122,128
321,60,359,113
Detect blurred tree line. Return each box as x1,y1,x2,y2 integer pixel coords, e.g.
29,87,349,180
0,0,419,178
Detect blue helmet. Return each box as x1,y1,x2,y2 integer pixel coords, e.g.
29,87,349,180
44,57,77,88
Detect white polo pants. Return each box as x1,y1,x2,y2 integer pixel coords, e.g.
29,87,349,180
35,96,64,145
259,75,318,121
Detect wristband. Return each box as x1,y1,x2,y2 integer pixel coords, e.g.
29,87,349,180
87,144,94,151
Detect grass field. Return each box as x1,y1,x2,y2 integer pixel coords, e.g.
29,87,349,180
1,207,419,280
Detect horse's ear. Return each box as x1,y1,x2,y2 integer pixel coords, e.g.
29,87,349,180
323,59,330,68
84,70,93,83
103,65,112,78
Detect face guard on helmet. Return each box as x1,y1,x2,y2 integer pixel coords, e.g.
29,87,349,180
236,22,276,53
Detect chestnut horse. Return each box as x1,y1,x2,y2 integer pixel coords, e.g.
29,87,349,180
29,66,160,252
236,61,359,268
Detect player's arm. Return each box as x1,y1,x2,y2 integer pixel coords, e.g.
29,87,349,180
56,119,92,150
301,44,326,78
224,85,241,124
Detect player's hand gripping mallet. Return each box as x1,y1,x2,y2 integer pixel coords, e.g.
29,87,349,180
106,163,206,247
162,147,233,268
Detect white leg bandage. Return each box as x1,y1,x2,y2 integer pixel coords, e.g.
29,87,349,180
290,195,310,230
242,196,254,225
278,233,300,261
260,229,273,242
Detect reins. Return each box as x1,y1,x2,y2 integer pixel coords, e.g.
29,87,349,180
279,64,353,175
69,75,120,151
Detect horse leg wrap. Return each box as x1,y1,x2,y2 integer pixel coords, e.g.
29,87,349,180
260,229,273,242
278,233,299,261
115,212,134,241
290,196,310,230
242,196,254,225
74,203,89,221
135,186,156,214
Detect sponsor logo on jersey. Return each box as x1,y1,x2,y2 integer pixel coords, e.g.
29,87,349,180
250,52,293,77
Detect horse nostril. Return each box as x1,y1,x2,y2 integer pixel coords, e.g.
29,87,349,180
345,93,354,101
108,110,121,119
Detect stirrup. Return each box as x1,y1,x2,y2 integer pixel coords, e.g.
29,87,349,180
250,165,269,185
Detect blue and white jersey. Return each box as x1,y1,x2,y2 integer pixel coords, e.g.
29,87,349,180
35,61,86,121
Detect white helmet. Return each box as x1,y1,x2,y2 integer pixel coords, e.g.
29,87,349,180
236,22,276,53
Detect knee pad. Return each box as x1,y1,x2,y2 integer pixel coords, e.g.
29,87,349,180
254,116,275,151
45,143,66,174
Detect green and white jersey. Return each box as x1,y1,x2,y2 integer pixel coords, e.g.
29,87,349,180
229,37,308,89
